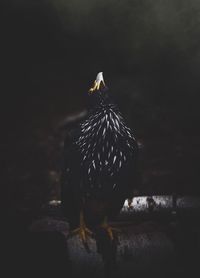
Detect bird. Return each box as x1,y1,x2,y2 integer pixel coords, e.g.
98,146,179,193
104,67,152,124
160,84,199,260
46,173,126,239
61,72,138,248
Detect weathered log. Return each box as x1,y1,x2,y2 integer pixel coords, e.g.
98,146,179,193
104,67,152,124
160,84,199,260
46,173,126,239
28,202,200,278
29,218,175,277
13,195,198,277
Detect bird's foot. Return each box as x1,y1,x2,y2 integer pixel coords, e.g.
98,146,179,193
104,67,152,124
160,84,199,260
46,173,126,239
67,211,93,252
69,225,93,242
100,217,120,241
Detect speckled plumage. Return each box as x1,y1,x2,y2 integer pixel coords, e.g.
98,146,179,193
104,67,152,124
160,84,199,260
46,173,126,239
61,80,138,229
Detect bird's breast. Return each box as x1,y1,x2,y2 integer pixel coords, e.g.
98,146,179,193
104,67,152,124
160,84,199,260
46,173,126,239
75,106,137,190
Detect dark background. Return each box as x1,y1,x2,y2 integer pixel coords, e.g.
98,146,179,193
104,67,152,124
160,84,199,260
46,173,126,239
2,1,200,277
2,0,200,215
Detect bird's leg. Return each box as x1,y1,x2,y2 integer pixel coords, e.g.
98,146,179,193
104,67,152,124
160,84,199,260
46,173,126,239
69,211,93,244
100,216,120,241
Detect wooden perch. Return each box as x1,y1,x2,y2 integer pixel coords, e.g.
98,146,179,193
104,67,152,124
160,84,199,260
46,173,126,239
29,217,177,277
27,195,200,277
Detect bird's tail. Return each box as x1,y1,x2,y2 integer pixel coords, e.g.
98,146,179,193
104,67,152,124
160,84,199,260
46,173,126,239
95,228,119,276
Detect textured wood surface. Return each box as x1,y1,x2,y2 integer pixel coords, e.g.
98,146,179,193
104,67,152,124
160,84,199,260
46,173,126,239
26,196,200,278
6,196,200,278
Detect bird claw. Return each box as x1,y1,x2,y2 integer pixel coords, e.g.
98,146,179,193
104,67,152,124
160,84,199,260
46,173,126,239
67,211,93,252
68,226,93,253
100,218,120,241
69,226,93,242
104,226,120,241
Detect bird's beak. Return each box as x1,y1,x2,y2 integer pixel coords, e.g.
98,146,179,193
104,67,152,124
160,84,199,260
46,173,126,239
89,72,106,93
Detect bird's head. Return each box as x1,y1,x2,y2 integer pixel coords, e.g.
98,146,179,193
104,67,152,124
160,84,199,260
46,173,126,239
87,72,109,106
89,72,106,93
